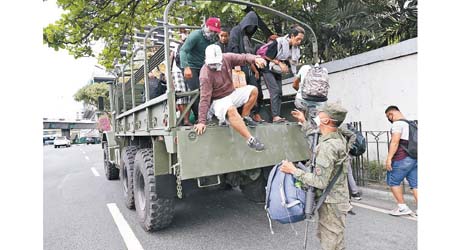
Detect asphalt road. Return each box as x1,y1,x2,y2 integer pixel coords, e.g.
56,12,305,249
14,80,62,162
44,144,417,250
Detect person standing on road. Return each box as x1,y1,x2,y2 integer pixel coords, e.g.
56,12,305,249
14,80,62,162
280,103,352,250
385,105,418,215
193,44,267,151
180,17,221,122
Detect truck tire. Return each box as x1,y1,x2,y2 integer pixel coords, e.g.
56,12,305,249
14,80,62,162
134,148,174,232
239,174,267,202
103,142,119,180
120,146,138,209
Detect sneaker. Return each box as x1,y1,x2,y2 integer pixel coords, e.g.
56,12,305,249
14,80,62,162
247,137,265,152
351,192,362,201
243,116,258,128
389,206,413,216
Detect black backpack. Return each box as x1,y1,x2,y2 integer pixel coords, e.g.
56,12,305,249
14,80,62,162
340,123,366,157
398,119,418,159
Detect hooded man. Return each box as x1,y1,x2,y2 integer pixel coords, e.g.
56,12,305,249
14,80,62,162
229,11,259,54
229,11,265,122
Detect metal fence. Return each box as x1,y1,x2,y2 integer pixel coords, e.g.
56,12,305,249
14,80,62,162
349,122,390,187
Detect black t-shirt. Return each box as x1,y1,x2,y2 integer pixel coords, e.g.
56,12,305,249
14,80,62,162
265,40,278,60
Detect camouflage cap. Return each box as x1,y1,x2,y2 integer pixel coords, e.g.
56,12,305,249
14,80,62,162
317,102,348,125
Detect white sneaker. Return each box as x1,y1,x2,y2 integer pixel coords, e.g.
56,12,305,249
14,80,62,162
389,206,413,216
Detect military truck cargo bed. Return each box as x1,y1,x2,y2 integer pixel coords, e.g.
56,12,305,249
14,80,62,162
176,122,310,180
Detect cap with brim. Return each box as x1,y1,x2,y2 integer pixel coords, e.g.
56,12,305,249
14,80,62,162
317,103,347,125
206,17,221,33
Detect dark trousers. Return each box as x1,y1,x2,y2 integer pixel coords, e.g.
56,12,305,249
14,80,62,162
183,68,201,121
262,70,283,117
242,65,263,114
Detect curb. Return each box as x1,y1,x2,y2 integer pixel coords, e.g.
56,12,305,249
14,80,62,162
359,186,415,203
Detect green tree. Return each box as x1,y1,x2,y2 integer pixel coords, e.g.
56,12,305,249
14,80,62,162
43,0,307,69
44,0,417,67
73,82,110,111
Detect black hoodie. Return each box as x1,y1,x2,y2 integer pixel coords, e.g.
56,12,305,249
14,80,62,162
229,11,259,54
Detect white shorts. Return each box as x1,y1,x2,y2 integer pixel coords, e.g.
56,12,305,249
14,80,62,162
208,85,256,123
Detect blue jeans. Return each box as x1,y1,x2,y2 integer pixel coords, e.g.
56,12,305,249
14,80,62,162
386,156,418,189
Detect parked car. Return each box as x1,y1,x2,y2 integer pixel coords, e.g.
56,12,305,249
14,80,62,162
54,136,71,148
43,136,55,145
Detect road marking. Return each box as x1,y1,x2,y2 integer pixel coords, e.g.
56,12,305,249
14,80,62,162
91,167,100,177
352,202,417,221
107,203,144,250
85,156,90,161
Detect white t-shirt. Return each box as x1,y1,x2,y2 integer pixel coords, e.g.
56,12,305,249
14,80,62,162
391,120,409,140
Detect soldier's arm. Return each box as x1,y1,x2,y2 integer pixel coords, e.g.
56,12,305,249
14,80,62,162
293,143,336,189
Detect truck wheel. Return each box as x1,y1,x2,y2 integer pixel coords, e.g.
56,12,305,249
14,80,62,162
120,146,138,209
103,142,119,180
134,148,174,232
239,174,267,202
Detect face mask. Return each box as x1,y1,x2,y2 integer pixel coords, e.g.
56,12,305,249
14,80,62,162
203,27,215,39
208,63,222,71
313,116,321,127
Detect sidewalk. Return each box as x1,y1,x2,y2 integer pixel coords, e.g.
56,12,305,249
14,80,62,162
356,184,417,211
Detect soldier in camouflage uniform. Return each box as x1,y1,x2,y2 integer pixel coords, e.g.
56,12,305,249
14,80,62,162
280,103,352,250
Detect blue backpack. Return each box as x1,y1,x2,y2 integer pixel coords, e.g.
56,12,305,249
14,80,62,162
265,162,344,234
265,163,307,230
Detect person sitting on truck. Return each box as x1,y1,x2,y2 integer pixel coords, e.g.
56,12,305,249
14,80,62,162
180,17,221,122
193,44,267,152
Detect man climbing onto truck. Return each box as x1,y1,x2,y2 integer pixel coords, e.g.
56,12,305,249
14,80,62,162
193,44,267,151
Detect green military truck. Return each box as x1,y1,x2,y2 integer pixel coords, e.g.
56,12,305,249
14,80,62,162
101,0,319,232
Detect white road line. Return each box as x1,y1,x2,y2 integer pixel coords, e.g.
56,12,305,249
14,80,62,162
107,203,144,250
91,167,100,177
352,202,417,221
85,156,90,161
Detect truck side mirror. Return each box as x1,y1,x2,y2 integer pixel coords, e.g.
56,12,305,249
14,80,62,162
98,96,104,111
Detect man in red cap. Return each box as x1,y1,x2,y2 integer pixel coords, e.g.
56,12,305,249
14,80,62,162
179,17,221,122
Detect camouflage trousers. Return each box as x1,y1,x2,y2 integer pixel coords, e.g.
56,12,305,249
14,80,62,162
317,202,351,250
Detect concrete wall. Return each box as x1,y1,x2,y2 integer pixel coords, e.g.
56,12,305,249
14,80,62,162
268,38,418,132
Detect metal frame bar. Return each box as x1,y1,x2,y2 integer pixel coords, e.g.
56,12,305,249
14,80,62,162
121,64,128,112
175,90,199,126
202,0,319,63
162,0,320,129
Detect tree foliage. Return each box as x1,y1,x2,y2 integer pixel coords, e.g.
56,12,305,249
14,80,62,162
73,82,110,111
44,0,417,67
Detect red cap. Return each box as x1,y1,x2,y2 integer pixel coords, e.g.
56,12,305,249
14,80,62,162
205,17,221,33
